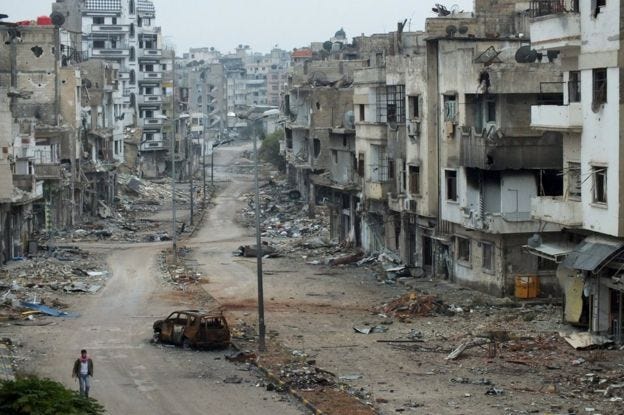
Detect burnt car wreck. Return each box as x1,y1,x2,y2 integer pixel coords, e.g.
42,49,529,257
153,310,231,349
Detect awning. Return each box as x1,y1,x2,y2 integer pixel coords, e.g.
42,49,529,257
562,236,624,273
523,242,576,263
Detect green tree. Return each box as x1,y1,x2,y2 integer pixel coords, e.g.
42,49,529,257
0,377,105,415
259,129,286,171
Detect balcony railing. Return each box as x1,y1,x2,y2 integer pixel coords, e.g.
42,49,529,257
529,0,579,17
91,24,130,33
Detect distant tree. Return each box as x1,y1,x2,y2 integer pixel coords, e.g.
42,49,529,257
259,129,285,171
322,41,333,52
0,377,105,415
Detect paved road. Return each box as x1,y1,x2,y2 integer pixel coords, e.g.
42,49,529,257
8,143,302,415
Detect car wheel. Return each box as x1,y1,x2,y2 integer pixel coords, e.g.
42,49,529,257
182,337,192,350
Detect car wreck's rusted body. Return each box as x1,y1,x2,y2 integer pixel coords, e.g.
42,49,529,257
153,310,230,349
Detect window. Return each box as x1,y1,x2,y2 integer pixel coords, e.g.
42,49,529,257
358,153,365,177
409,95,420,119
93,40,105,49
456,236,470,263
569,71,581,103
567,162,581,199
162,64,167,71
388,159,395,180
445,170,457,201
129,0,135,14
386,85,405,123
593,0,606,17
112,17,117,24
593,68,607,106
592,165,607,204
409,165,420,195
331,150,338,164
482,242,494,271
359,104,365,122
443,95,457,122
313,138,321,158
144,132,154,141
369,145,388,182
130,47,135,61
93,17,104,24
486,98,496,122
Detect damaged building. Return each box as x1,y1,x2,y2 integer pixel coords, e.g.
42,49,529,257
525,0,624,341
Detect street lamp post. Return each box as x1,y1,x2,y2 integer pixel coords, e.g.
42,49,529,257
234,108,280,352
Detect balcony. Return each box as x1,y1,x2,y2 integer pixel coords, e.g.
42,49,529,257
364,181,391,201
141,118,164,127
354,67,386,85
141,140,166,151
531,102,582,131
139,71,163,82
531,196,582,227
137,94,163,105
355,123,387,142
138,48,163,59
530,1,581,53
91,24,130,34
118,71,130,80
34,163,62,179
91,47,129,58
459,127,562,170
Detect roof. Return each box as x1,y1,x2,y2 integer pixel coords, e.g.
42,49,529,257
84,0,121,12
292,49,313,59
562,236,624,273
523,242,576,263
137,0,156,16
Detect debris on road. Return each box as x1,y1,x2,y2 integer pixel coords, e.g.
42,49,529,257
379,291,446,318
560,331,614,350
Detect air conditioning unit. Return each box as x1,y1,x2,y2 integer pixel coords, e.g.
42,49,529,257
407,120,421,137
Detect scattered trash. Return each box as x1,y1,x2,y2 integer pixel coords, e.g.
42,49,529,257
224,375,243,384
353,325,389,334
485,387,504,396
339,374,363,381
20,302,76,318
560,332,613,350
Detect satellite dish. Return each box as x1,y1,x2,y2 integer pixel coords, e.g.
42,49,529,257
82,78,92,88
458,25,469,34
547,50,559,62
450,4,462,14
515,45,538,63
50,11,65,27
0,14,8,20
446,25,457,37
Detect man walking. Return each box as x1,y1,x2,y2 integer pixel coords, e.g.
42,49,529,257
72,349,93,398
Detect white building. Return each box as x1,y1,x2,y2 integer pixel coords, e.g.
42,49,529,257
81,0,166,175
528,0,623,341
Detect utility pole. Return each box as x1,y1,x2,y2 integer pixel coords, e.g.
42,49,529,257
171,51,177,260
189,130,193,226
252,126,266,352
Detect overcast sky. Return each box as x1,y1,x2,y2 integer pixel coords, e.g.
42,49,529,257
3,0,474,54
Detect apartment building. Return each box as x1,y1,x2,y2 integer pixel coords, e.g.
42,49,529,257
81,0,166,177
527,0,623,340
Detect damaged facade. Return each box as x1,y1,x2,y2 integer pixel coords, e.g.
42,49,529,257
526,0,624,341
282,1,584,301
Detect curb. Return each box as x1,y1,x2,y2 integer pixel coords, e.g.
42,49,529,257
0,342,15,381
229,340,326,415
254,363,326,415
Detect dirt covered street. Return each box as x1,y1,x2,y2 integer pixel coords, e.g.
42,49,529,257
2,143,624,415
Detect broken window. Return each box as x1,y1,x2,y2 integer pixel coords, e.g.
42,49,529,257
444,95,457,123
456,236,470,263
408,95,420,119
409,165,420,195
369,145,388,182
592,165,607,204
376,86,387,123
313,138,321,158
567,162,581,199
386,85,405,123
445,170,457,202
568,71,581,103
358,152,365,177
482,242,493,271
593,68,607,106
593,0,606,17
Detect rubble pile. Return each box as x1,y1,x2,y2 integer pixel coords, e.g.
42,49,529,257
117,174,191,209
240,178,334,254
0,246,107,312
379,291,446,318
279,360,336,390
159,247,204,289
